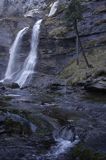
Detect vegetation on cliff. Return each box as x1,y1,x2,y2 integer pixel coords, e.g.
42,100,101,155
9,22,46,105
64,0,92,67
60,46,106,85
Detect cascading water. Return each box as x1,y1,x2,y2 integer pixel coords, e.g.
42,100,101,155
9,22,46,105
3,27,29,81
37,121,80,160
48,0,59,17
16,19,42,88
47,124,80,159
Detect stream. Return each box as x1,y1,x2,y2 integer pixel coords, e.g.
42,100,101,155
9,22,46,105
0,84,106,160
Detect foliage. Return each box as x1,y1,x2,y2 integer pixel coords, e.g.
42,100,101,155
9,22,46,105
59,46,106,85
65,0,84,24
71,144,106,160
64,0,92,68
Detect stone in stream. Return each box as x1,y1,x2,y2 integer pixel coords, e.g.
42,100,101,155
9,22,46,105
5,82,20,89
2,81,20,89
0,79,20,89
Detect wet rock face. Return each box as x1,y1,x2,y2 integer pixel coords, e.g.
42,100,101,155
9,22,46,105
37,0,106,82
0,0,46,17
0,0,105,86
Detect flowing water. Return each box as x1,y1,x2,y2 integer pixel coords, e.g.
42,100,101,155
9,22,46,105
3,27,29,81
47,125,80,158
0,82,105,159
16,19,42,88
36,123,80,160
48,1,59,17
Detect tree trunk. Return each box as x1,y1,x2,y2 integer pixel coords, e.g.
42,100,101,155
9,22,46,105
74,20,92,68
76,32,79,65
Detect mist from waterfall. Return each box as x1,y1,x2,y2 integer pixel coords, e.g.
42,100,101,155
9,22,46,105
48,0,59,17
4,27,29,81
16,19,42,88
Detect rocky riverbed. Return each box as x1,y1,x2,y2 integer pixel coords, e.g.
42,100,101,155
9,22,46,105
0,82,106,160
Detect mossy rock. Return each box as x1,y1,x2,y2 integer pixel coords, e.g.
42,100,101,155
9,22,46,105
71,144,106,160
0,112,36,135
49,26,68,38
59,46,106,85
0,108,54,137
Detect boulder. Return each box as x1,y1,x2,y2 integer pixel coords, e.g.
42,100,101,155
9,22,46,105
3,81,20,89
84,77,106,92
0,112,37,135
8,82,20,89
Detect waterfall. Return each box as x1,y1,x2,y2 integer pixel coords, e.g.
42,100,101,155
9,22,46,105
48,0,59,17
16,19,42,88
4,27,29,81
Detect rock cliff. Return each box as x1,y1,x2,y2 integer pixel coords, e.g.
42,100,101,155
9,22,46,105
0,1,106,159
0,0,105,87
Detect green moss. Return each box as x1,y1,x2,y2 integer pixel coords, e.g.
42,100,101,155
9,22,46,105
0,108,53,136
83,39,98,48
59,46,106,85
4,119,23,134
45,17,59,26
49,26,68,37
71,144,106,160
58,4,66,13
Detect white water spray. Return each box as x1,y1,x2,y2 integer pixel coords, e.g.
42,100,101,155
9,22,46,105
51,136,80,157
16,19,42,88
37,124,80,160
48,126,80,158
48,1,59,17
4,27,29,81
